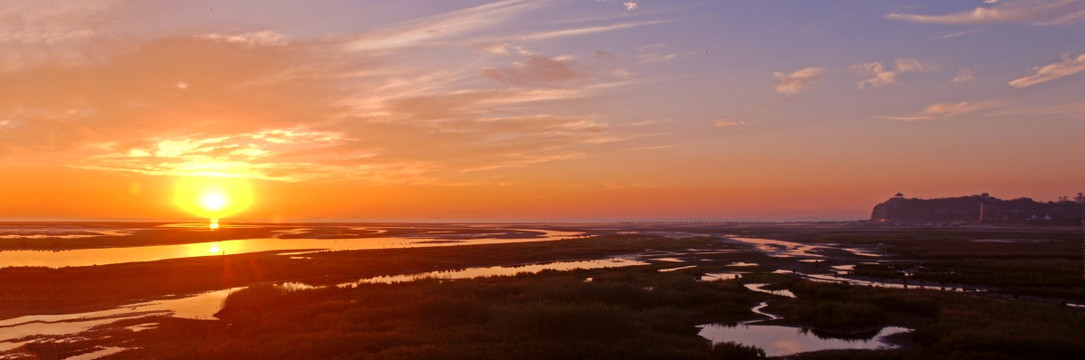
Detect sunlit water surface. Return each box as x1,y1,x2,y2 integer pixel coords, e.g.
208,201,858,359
0,288,236,351
0,228,581,268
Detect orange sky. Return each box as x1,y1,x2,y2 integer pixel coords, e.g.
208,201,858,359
1,1,1083,221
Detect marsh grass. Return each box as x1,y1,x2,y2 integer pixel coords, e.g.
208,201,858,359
110,268,764,360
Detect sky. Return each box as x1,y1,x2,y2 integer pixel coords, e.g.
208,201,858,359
0,0,1083,222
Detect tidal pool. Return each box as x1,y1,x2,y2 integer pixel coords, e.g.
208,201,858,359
0,288,237,346
699,323,910,357
699,298,910,357
700,272,746,281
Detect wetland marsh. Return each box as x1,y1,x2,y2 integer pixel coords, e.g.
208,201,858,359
2,222,1083,359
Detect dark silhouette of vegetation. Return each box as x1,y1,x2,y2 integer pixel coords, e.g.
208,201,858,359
83,267,1085,360
709,341,765,359
106,269,767,360
770,280,1085,359
870,194,1082,225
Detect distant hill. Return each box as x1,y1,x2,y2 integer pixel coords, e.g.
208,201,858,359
870,193,1083,225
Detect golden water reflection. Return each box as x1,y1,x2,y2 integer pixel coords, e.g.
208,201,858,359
0,228,582,268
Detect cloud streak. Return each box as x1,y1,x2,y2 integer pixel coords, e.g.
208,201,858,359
887,0,1085,26
1008,52,1085,88
483,53,587,85
343,0,543,52
773,67,825,95
199,31,288,48
952,67,976,82
712,118,747,127
74,127,359,181
636,43,679,64
513,20,667,42
850,58,931,89
0,0,121,72
879,101,999,121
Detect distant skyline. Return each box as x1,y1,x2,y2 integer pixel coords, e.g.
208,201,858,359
1,0,1083,221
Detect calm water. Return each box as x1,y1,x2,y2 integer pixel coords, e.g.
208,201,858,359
797,272,983,292
699,323,910,357
699,296,909,357
725,236,881,259
0,288,237,348
0,227,582,268
744,283,797,298
348,257,647,285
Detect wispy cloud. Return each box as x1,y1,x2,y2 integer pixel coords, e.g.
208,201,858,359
1008,52,1085,88
461,151,586,172
636,43,679,64
198,31,288,47
343,0,543,52
712,118,748,127
74,127,361,181
773,67,825,95
0,0,646,185
516,20,666,42
595,0,640,14
887,0,1085,26
482,53,587,85
879,101,999,121
986,101,1085,118
952,67,977,82
628,118,669,127
938,29,982,39
0,0,121,72
850,58,932,89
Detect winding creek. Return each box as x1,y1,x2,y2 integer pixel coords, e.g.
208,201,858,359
700,282,912,357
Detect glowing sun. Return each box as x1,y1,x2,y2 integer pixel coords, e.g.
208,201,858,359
200,192,228,212
174,176,253,230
